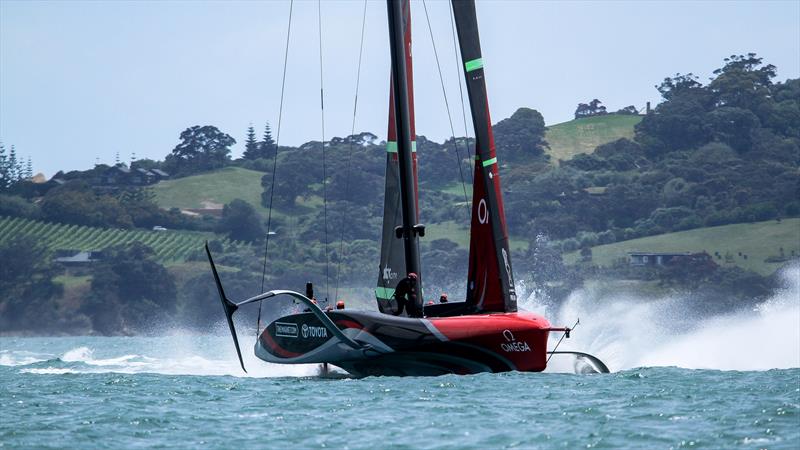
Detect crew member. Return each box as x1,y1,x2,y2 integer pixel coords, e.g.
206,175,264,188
393,272,421,317
439,293,448,303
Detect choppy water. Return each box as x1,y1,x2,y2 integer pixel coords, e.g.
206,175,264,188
2,267,799,448
0,337,798,449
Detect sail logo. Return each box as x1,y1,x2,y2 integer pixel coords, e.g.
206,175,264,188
501,329,531,353
301,324,328,339
478,199,488,224
383,267,397,281
502,248,513,284
275,322,298,338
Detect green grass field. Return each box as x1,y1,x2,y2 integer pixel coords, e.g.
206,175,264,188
0,216,236,263
425,220,471,248
153,167,268,213
425,220,528,252
564,219,800,275
545,114,641,162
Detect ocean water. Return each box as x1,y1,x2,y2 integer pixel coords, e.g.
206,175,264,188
2,267,799,449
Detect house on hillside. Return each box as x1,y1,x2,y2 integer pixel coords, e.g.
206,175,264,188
583,186,607,196
131,168,155,185
150,169,169,180
97,165,169,187
628,251,713,267
99,165,132,185
53,250,105,266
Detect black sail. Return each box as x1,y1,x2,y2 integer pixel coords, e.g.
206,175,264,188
452,0,517,312
376,0,419,314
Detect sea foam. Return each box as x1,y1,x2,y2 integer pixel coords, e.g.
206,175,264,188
521,264,800,372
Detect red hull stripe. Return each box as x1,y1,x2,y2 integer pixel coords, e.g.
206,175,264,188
335,319,363,330
260,331,302,358
429,312,549,340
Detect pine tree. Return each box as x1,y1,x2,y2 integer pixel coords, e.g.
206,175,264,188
261,122,276,158
243,124,259,160
0,142,8,190
25,157,33,179
8,145,19,182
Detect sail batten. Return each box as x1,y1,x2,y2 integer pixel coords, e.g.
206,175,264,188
453,0,517,313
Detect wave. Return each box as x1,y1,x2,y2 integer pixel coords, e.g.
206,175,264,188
0,350,49,367
521,264,800,372
6,336,320,378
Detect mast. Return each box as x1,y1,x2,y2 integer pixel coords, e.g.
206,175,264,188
386,0,422,310
452,0,517,312
376,0,419,311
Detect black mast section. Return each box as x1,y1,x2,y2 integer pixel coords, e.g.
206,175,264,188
386,0,422,308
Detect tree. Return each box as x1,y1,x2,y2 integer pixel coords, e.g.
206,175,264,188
242,124,260,160
8,145,19,183
261,156,310,209
82,242,177,334
588,99,607,115
261,122,276,156
616,105,639,115
130,158,163,171
574,103,590,119
706,107,760,152
217,198,265,243
167,125,235,175
0,142,8,190
709,53,776,111
0,235,64,332
656,73,703,101
40,181,133,228
575,99,607,118
492,107,549,161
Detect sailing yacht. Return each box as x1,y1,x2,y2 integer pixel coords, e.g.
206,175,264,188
207,0,608,377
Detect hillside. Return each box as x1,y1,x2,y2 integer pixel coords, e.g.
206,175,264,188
564,219,800,275
0,216,234,263
152,116,641,216
153,167,267,214
544,114,641,162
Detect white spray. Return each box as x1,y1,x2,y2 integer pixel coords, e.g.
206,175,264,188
519,264,800,372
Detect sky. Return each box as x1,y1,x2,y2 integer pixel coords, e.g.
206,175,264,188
1,0,798,177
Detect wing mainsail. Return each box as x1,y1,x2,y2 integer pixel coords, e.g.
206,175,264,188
377,0,418,313
453,0,517,313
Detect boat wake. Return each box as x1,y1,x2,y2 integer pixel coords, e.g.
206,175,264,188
523,264,800,372
1,329,320,378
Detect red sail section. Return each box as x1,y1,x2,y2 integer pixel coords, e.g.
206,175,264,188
466,105,510,312
455,0,517,313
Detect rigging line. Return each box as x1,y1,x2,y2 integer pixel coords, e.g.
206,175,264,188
259,0,294,333
318,0,331,303
422,0,469,220
334,0,368,302
449,2,473,184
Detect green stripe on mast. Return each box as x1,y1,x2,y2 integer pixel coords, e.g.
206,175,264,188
386,141,416,153
465,58,483,72
482,156,497,167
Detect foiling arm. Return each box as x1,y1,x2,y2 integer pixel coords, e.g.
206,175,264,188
205,242,247,373
206,243,368,373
